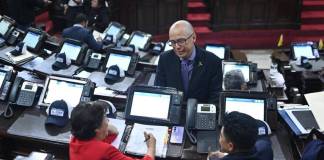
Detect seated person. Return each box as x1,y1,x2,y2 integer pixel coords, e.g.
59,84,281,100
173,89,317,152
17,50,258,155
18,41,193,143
208,111,273,160
301,129,324,160
62,13,103,51
223,69,247,91
88,0,109,32
70,100,156,160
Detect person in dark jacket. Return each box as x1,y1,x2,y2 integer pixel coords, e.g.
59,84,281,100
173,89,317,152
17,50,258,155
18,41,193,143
62,0,85,27
6,0,52,30
88,0,109,32
62,13,103,51
154,20,222,104
208,112,273,160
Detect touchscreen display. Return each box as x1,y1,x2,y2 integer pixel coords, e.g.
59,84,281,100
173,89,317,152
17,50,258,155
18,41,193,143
22,32,41,49
129,34,149,49
60,42,82,61
293,45,315,59
225,97,265,121
0,19,10,36
206,45,225,59
130,91,171,120
223,63,250,82
106,53,131,71
43,79,84,107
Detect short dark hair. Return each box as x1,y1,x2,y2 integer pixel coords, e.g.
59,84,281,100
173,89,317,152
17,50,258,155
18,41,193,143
74,13,88,24
224,69,246,90
97,0,107,8
223,111,258,151
71,101,107,140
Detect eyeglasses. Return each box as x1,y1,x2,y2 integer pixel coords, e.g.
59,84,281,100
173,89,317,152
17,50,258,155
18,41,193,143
167,33,194,46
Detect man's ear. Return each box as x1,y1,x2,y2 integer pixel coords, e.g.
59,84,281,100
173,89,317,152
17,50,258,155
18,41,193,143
241,83,248,91
192,33,196,43
228,142,235,152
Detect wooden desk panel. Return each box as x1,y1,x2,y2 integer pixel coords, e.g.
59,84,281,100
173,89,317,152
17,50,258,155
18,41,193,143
111,0,188,35
211,0,302,30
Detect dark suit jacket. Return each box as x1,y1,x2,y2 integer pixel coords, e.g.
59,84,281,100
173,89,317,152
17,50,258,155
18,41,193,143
62,25,103,51
88,7,109,33
155,46,222,104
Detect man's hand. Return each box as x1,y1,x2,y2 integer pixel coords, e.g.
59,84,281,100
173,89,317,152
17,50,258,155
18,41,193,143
43,0,52,5
208,151,226,159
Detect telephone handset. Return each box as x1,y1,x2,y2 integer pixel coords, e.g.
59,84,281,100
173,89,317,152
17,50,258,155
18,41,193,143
127,54,139,76
7,29,23,46
248,63,258,85
83,50,103,70
8,77,41,107
80,81,96,102
0,66,16,101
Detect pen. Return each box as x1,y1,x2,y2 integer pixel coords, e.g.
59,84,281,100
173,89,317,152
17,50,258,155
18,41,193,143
144,135,150,142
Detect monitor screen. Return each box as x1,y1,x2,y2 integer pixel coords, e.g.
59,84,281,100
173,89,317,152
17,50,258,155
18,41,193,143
130,91,171,120
223,63,250,82
106,53,131,71
0,19,10,36
0,71,6,88
22,32,41,49
60,42,82,61
42,79,84,107
106,25,121,39
129,34,149,49
164,43,173,52
206,45,225,59
225,97,265,121
293,45,315,59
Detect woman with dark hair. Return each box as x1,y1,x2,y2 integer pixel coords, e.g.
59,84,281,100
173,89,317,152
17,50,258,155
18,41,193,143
88,0,109,32
70,100,156,160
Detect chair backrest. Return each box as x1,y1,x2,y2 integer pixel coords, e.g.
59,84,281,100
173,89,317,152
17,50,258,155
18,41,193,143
301,140,324,160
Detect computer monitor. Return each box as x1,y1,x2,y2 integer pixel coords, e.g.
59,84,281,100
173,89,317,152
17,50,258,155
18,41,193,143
127,31,152,51
22,31,41,49
292,44,315,60
106,53,132,71
163,42,173,52
219,91,268,125
0,18,11,37
205,44,228,60
125,85,182,125
104,22,125,41
222,61,250,82
59,41,82,61
38,76,87,107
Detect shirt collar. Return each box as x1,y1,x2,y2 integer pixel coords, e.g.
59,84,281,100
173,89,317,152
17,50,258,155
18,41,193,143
73,24,84,28
181,46,196,62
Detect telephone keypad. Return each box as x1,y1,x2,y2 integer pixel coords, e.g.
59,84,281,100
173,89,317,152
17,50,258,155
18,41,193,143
16,91,36,106
88,59,101,69
195,114,216,130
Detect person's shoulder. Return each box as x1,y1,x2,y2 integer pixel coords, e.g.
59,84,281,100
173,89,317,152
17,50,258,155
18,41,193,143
197,47,222,63
160,50,176,60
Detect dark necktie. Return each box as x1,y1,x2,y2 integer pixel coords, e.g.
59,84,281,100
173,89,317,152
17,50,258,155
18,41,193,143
181,60,193,93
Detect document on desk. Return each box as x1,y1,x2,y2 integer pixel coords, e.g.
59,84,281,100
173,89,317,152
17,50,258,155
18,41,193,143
5,49,36,64
246,53,271,69
108,118,126,149
93,30,105,40
125,123,168,158
305,91,324,130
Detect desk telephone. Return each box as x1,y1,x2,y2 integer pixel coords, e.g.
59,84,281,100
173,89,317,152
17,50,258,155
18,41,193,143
83,50,103,70
80,81,96,102
8,77,41,107
186,98,217,144
186,99,217,130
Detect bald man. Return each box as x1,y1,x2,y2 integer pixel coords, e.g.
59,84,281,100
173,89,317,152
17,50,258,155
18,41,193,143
155,20,222,104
